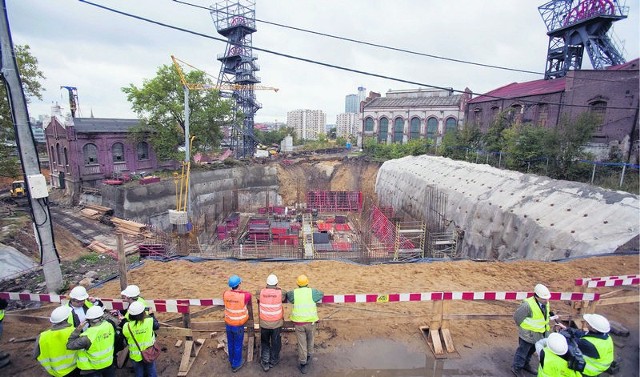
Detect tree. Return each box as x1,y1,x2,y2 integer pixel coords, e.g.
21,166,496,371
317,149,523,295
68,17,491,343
546,112,599,180
0,45,46,178
502,122,552,172
122,64,238,161
482,110,512,153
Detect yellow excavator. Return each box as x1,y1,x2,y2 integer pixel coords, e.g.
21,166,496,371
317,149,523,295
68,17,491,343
10,180,25,198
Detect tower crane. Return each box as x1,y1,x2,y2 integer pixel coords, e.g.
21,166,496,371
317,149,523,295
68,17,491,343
60,86,80,117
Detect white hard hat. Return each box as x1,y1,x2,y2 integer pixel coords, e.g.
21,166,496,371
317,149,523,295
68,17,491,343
121,285,141,298
50,306,73,324
266,274,278,286
85,306,104,320
534,284,551,299
583,314,610,333
547,332,568,355
69,286,89,301
128,301,145,316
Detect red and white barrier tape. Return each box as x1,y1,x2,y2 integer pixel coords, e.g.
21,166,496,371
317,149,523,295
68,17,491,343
575,275,639,286
586,278,640,288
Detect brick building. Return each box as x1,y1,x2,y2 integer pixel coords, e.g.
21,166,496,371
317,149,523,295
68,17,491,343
465,59,639,162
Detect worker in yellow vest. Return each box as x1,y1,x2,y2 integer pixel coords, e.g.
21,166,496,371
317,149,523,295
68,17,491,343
256,274,288,372
119,285,148,324
122,301,160,377
223,274,253,373
286,274,323,375
575,314,615,376
67,286,103,328
512,284,552,377
66,306,116,377
34,306,78,377
0,297,9,369
537,332,581,376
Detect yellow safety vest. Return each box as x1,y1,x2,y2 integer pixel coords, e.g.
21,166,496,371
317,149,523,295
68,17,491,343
259,288,283,322
76,321,115,371
67,300,94,326
582,335,614,376
37,326,77,377
123,318,156,362
520,296,550,333
538,349,581,377
124,297,147,321
0,309,4,321
290,287,319,323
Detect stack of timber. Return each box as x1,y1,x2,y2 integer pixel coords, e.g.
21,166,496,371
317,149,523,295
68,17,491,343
80,204,113,220
87,240,115,258
111,217,153,238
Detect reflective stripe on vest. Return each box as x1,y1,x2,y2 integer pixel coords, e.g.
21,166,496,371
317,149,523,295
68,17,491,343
290,287,318,323
124,297,147,321
124,318,156,362
538,349,580,377
76,321,115,371
37,326,77,377
520,296,549,333
67,300,94,326
582,335,614,376
223,290,248,326
259,288,283,322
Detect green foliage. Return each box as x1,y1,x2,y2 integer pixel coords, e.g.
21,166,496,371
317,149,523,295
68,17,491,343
483,110,511,152
0,45,46,178
545,112,599,180
502,123,552,172
122,64,237,161
254,127,295,146
362,137,431,160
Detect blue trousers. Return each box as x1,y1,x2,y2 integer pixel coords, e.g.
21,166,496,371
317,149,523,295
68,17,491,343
132,359,157,377
512,337,536,370
226,324,244,368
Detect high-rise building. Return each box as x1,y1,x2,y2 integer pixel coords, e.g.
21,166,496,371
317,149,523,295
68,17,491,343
345,94,358,113
336,113,357,138
286,109,326,140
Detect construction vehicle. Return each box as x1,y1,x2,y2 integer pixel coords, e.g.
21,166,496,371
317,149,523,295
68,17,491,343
10,180,25,197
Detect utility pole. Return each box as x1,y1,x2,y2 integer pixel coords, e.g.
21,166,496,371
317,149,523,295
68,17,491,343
0,0,63,292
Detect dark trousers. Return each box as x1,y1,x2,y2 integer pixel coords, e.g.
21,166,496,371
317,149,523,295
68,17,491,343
80,364,116,377
226,324,244,368
512,337,536,370
260,327,282,365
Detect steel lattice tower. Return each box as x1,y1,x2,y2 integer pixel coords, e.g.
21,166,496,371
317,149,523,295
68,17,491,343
211,0,261,158
538,0,628,80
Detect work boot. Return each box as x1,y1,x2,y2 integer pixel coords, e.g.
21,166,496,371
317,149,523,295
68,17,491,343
232,360,245,373
269,359,279,368
511,366,524,377
261,361,270,372
0,351,8,359
523,364,538,375
0,357,9,369
298,363,309,374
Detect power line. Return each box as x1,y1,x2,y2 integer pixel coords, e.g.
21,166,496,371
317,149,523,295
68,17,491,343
78,0,638,111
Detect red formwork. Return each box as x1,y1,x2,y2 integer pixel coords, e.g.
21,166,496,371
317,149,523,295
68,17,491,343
370,205,414,252
306,191,363,212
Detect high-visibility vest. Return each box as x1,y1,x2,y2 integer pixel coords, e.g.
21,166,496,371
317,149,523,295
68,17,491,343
582,335,614,376
223,290,249,326
520,296,550,333
0,309,4,321
124,297,147,321
259,288,283,322
123,318,156,362
76,321,115,371
37,326,77,377
67,300,94,326
538,349,581,377
290,287,318,323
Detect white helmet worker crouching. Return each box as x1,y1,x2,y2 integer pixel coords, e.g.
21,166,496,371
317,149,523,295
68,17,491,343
534,284,551,300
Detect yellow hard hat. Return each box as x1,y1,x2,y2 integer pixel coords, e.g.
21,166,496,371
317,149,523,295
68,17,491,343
297,274,309,287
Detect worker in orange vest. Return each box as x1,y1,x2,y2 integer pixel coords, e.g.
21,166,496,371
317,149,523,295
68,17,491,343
223,275,253,373
256,274,288,372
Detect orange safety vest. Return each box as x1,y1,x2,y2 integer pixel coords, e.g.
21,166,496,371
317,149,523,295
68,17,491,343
223,290,249,326
259,288,283,322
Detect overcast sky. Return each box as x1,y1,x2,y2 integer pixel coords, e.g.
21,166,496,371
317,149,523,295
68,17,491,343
7,0,640,125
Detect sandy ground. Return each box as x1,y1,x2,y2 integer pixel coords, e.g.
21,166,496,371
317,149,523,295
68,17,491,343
2,255,638,376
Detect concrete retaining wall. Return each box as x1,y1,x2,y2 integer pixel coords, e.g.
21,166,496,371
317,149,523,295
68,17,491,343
376,155,639,261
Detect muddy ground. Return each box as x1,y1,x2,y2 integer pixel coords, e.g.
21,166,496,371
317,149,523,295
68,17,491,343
1,255,638,377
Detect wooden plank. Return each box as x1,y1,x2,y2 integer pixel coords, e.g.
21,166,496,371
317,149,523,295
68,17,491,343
247,333,254,362
443,314,512,321
428,327,444,356
440,328,456,354
190,321,229,332
188,306,224,319
177,340,193,375
598,296,640,306
156,326,193,338
5,314,50,325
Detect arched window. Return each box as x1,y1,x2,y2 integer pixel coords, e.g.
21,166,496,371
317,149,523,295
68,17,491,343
83,143,98,165
410,117,421,139
137,142,149,160
473,108,483,127
112,142,125,162
590,100,607,132
50,145,56,164
364,117,374,132
63,147,69,166
56,143,61,165
427,117,438,139
378,117,388,143
445,117,457,134
393,118,404,143
511,104,523,123
490,106,500,122
537,104,548,127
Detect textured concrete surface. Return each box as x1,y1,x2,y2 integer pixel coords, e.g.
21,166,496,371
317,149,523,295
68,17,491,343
376,155,639,260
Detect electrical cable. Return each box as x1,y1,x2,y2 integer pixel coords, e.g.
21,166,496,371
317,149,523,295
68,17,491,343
78,0,639,111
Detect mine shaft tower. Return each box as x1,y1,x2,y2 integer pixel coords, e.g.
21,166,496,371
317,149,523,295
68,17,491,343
211,0,261,158
538,0,628,79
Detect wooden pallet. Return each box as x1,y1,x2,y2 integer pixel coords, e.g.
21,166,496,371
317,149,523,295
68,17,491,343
177,338,206,376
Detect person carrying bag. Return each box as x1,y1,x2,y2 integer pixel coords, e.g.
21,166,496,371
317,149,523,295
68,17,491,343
123,302,160,377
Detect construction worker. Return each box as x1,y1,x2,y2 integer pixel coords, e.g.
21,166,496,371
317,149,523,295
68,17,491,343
574,314,615,376
122,301,160,377
223,274,253,373
537,332,581,376
0,298,9,369
67,286,103,328
512,283,552,377
34,306,79,377
120,285,147,322
66,306,117,377
286,274,323,375
256,274,287,372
